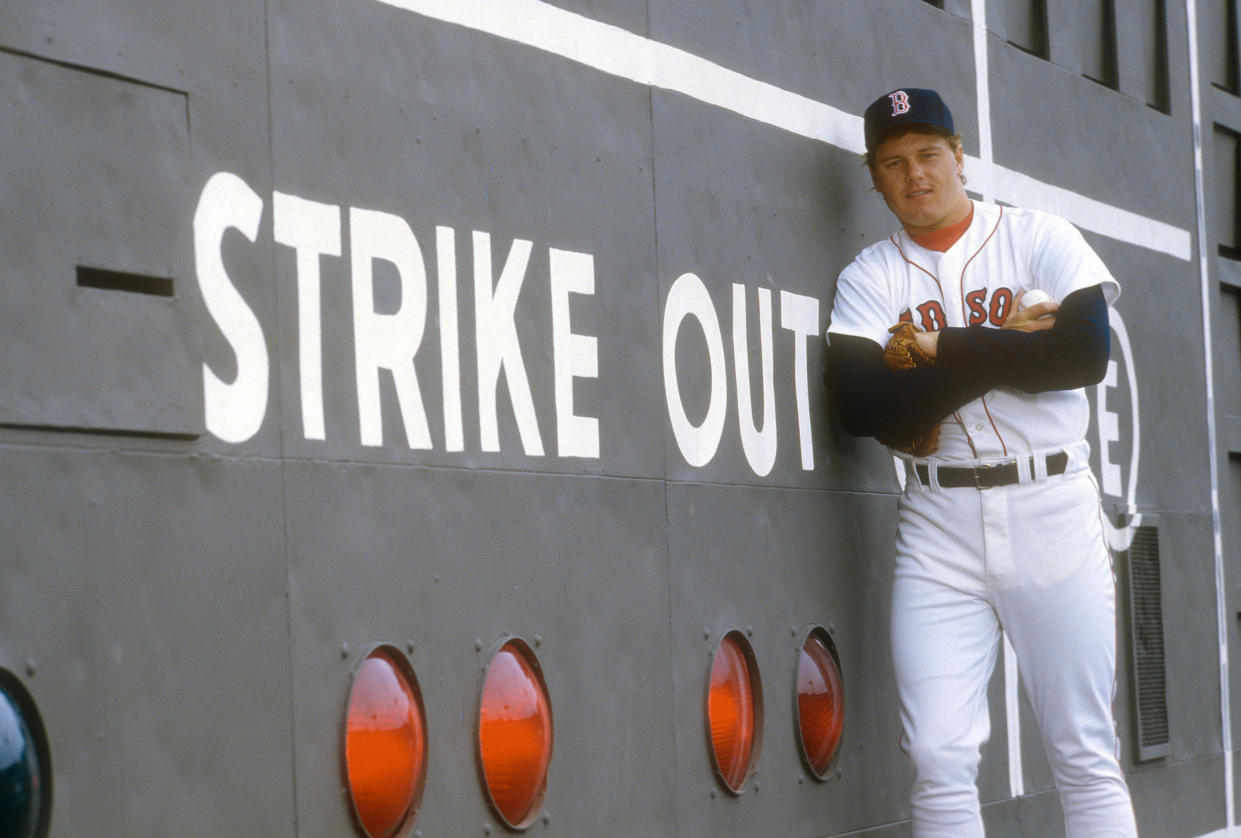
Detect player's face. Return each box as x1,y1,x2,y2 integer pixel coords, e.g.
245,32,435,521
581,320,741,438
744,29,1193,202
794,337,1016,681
870,131,971,235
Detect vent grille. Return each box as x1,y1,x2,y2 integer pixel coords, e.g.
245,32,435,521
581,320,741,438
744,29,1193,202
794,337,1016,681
1127,526,1171,761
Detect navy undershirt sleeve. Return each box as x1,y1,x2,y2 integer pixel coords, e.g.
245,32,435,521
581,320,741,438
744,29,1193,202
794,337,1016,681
827,333,993,439
938,284,1109,392
827,284,1109,441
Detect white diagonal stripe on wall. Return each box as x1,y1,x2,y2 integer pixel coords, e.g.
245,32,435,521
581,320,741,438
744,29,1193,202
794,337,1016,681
372,0,1192,260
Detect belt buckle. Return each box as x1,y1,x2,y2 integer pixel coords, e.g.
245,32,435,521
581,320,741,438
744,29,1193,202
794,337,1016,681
973,463,999,490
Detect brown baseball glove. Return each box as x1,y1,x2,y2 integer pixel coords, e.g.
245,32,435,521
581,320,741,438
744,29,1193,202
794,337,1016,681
882,322,935,370
878,322,940,457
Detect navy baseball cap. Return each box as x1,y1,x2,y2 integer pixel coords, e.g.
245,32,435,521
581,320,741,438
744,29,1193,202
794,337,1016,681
863,88,955,152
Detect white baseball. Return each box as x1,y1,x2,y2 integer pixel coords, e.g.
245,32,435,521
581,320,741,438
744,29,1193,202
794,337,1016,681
1018,289,1053,311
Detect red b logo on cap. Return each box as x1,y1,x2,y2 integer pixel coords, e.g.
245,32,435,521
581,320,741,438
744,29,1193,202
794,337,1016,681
889,90,911,116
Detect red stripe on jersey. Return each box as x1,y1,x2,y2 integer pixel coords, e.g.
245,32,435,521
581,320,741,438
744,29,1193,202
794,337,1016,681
891,235,945,306
957,205,1003,325
952,410,980,459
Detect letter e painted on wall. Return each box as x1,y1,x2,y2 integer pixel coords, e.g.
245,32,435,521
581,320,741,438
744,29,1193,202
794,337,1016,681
549,248,600,459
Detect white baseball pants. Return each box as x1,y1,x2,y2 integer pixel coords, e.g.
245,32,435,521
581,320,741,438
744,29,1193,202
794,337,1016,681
891,450,1138,838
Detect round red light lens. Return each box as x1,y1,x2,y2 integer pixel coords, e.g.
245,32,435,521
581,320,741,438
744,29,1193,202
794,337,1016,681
478,639,553,829
344,647,427,837
707,631,762,793
796,629,845,779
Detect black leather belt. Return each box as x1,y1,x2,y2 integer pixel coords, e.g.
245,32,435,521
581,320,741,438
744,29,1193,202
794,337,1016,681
915,451,1068,489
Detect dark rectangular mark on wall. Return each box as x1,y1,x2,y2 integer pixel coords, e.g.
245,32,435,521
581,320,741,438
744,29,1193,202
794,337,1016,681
77,266,174,297
1215,125,1241,259
1211,0,1240,93
0,421,199,441
1218,287,1241,422
1142,0,1170,111
1108,0,1169,109
1222,262,1241,291
1081,0,1118,88
1003,0,1049,59
1126,525,1171,762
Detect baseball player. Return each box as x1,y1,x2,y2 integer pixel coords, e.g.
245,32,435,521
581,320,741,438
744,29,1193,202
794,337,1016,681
826,88,1138,837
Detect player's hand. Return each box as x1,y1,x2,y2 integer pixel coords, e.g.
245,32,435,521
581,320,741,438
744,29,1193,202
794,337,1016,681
1003,290,1058,332
913,328,940,359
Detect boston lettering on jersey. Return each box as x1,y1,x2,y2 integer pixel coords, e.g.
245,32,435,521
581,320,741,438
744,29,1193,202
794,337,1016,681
898,287,1015,332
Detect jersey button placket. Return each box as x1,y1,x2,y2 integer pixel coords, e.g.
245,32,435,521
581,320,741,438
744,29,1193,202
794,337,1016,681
938,253,962,325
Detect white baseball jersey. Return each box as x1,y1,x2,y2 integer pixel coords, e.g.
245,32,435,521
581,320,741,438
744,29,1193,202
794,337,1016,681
827,200,1119,461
